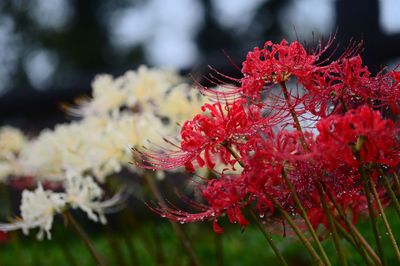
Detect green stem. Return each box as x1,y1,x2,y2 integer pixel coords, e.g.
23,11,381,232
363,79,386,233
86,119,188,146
279,82,308,151
334,220,356,247
281,168,331,266
123,208,153,261
324,185,382,266
224,141,327,265
118,210,140,265
269,197,324,265
279,82,331,265
250,210,288,266
214,232,224,266
350,223,383,266
151,221,166,265
65,212,108,266
316,183,347,266
144,171,202,266
221,141,244,167
56,235,78,266
105,178,137,265
379,169,400,216
360,167,386,266
339,98,349,112
105,227,127,266
222,143,288,265
394,173,400,194
10,232,27,266
334,220,374,266
369,178,400,261
121,231,140,266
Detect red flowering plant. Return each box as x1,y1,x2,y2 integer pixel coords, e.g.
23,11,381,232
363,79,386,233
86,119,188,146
136,39,400,265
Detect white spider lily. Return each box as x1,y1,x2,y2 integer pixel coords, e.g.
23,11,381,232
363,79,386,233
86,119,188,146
64,174,126,224
0,184,67,240
0,175,125,240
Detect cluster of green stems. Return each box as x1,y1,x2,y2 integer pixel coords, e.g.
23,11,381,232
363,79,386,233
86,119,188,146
58,170,203,266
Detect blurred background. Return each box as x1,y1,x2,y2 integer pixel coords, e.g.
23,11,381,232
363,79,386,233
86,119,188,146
0,0,400,129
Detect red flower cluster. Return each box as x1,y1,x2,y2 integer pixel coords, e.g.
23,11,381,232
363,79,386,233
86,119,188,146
241,40,318,98
303,56,400,117
137,99,269,172
139,39,400,234
316,106,399,169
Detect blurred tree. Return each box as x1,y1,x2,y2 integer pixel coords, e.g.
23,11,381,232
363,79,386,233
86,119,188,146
1,0,400,128
194,0,290,81
335,0,400,73
251,0,289,42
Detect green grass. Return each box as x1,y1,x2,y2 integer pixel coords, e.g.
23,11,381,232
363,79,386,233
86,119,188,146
0,208,399,266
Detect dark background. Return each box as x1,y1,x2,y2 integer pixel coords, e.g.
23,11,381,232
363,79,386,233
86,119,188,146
0,0,400,131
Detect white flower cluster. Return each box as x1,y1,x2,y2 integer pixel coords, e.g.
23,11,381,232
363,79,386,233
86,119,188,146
0,175,123,240
0,127,26,182
10,66,207,183
18,114,141,182
0,65,208,239
0,66,207,183
69,66,205,121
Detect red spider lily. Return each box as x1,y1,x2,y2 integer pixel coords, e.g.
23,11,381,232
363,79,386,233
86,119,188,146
203,177,249,230
138,38,400,238
300,56,369,116
241,40,319,99
137,99,269,172
152,131,315,234
153,105,397,232
239,129,315,168
238,131,318,218
198,38,335,104
287,160,368,228
153,175,249,234
316,105,399,169
303,56,400,117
